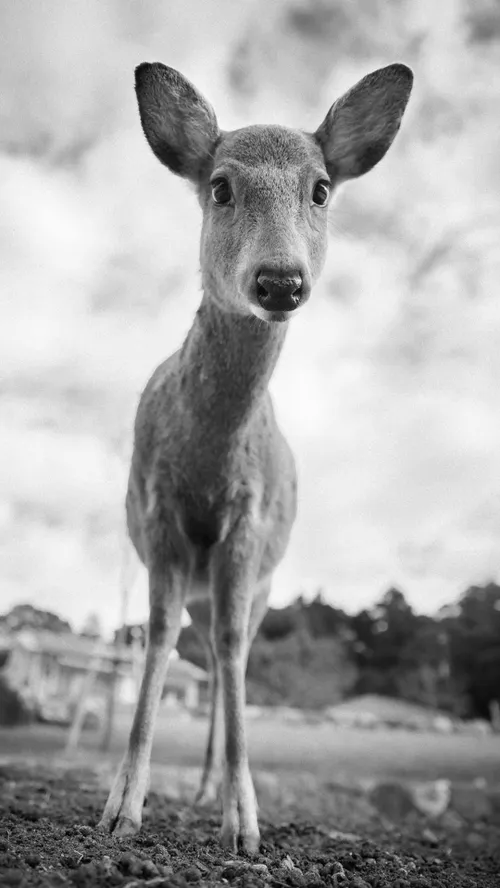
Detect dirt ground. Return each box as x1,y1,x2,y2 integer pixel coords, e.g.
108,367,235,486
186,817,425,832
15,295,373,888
0,761,499,888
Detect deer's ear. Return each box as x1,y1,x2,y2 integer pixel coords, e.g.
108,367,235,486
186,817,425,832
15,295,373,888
315,63,413,181
135,63,220,182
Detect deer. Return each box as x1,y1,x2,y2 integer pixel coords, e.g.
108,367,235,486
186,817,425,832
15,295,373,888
98,60,413,854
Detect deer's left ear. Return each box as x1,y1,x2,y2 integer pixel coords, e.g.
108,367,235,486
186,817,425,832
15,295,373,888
315,63,413,181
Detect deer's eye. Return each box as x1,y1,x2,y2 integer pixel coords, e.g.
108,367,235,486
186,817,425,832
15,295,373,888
211,178,232,205
312,180,330,207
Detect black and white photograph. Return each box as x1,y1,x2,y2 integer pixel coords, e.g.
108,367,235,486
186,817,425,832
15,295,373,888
1,1,499,885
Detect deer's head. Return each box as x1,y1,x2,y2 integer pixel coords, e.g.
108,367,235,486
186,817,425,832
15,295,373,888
135,62,412,323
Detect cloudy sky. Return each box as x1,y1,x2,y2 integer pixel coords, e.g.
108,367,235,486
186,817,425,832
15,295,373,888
2,0,500,635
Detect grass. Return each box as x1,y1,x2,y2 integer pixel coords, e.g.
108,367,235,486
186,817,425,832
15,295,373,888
1,704,499,785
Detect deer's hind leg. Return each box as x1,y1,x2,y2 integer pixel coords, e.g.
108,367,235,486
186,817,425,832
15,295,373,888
98,562,187,837
192,583,270,808
188,600,224,807
194,628,224,806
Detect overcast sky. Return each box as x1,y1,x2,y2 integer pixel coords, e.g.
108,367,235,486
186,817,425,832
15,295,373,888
2,0,500,635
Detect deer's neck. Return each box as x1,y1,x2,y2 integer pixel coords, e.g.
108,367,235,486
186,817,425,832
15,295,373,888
180,293,287,435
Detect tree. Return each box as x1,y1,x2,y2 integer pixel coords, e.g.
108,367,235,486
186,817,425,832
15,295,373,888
396,617,466,714
446,582,500,719
351,588,437,702
352,588,416,674
247,626,357,708
303,592,350,638
0,604,72,634
259,605,298,640
80,612,102,639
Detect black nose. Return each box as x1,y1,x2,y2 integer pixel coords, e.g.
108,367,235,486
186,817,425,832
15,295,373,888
256,272,303,312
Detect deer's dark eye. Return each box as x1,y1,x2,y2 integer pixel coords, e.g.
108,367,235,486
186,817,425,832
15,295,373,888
211,178,232,205
312,180,330,207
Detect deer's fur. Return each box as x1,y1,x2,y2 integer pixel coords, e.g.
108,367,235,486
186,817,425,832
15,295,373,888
99,60,413,853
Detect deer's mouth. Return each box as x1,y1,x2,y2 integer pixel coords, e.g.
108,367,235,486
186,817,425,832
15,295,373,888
250,303,299,324
254,308,293,323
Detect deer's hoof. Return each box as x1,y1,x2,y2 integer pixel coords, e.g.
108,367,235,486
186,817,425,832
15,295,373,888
97,813,141,837
110,815,141,837
220,824,260,856
194,779,222,808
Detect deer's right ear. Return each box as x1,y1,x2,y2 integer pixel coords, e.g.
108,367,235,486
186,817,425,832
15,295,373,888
135,63,220,182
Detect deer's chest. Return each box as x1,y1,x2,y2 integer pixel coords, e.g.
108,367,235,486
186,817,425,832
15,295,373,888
180,456,262,547
130,398,294,569
148,447,261,551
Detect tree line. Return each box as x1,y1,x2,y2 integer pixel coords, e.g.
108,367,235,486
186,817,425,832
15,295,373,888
118,582,500,720
2,581,499,720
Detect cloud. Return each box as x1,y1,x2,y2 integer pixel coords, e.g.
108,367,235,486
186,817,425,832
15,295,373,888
2,0,500,633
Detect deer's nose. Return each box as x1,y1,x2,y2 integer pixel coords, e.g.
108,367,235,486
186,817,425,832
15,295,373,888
256,272,303,312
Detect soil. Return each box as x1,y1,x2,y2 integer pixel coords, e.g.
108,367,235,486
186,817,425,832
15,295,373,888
0,761,499,888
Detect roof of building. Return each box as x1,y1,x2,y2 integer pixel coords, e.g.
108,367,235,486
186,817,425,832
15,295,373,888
2,629,208,684
167,657,208,684
10,629,129,662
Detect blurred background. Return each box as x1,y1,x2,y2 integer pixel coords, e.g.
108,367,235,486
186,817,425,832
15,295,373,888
1,0,500,781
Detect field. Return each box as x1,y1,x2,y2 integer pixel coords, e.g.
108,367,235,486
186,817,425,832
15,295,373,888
1,708,500,887
1,705,500,784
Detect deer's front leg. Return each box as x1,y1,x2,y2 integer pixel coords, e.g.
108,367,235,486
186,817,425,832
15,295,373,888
98,567,185,837
211,524,262,855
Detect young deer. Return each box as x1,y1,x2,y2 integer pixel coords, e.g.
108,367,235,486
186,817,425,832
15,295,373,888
99,61,413,853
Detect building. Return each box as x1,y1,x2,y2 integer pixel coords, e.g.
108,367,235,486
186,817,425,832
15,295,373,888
161,656,210,709
0,629,209,723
